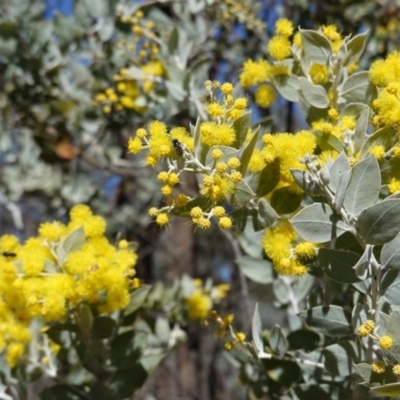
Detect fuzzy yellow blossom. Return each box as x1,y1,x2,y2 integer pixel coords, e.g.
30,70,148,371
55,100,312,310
161,185,173,196
128,137,143,154
195,217,211,229
322,24,341,42
230,171,243,183
186,291,212,319
213,206,226,218
175,193,189,208
379,335,393,349
224,341,233,350
262,220,296,263
295,242,316,259
255,84,276,108
364,320,375,332
328,108,339,121
388,177,400,194
358,325,369,337
393,365,400,376
369,145,385,160
167,173,180,186
157,171,169,183
200,122,235,147
38,221,66,242
156,213,169,227
227,157,241,169
136,128,147,138
221,83,233,95
293,32,302,48
190,207,203,219
369,59,390,87
212,149,224,160
393,145,400,158
219,217,232,230
235,332,246,343
216,162,228,173
240,59,271,88
208,103,224,118
275,18,294,37
234,98,248,110
309,64,329,84
148,207,158,217
268,36,291,60
202,176,214,188
6,342,25,368
372,361,386,374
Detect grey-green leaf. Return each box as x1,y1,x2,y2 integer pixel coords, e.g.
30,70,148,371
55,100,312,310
256,158,280,197
387,310,400,345
328,151,351,194
257,198,278,229
322,341,359,376
360,126,392,159
381,233,400,269
318,248,361,283
340,71,377,103
333,170,351,212
343,156,380,216
291,203,348,243
62,227,85,254
232,112,250,149
270,325,288,356
298,305,353,336
238,257,273,284
252,304,264,353
353,108,369,154
298,77,329,108
342,32,368,67
299,29,332,64
239,126,260,175
291,169,321,195
357,200,400,245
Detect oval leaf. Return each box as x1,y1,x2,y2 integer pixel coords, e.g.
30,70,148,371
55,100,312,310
298,77,329,108
328,151,351,194
252,303,264,353
322,341,358,376
357,200,400,245
381,233,400,269
238,257,273,284
343,156,380,216
298,305,353,336
299,29,332,64
270,325,288,356
291,203,348,243
256,158,280,197
318,248,361,283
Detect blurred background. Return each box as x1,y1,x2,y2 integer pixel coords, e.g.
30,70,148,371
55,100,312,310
0,0,398,398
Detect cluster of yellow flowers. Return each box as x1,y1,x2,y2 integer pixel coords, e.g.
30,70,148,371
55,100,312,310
204,310,246,351
93,9,165,114
368,51,400,193
0,204,138,367
185,279,230,320
118,9,160,62
127,81,256,230
93,60,164,114
262,219,317,276
214,0,265,33
240,20,358,109
358,320,400,376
